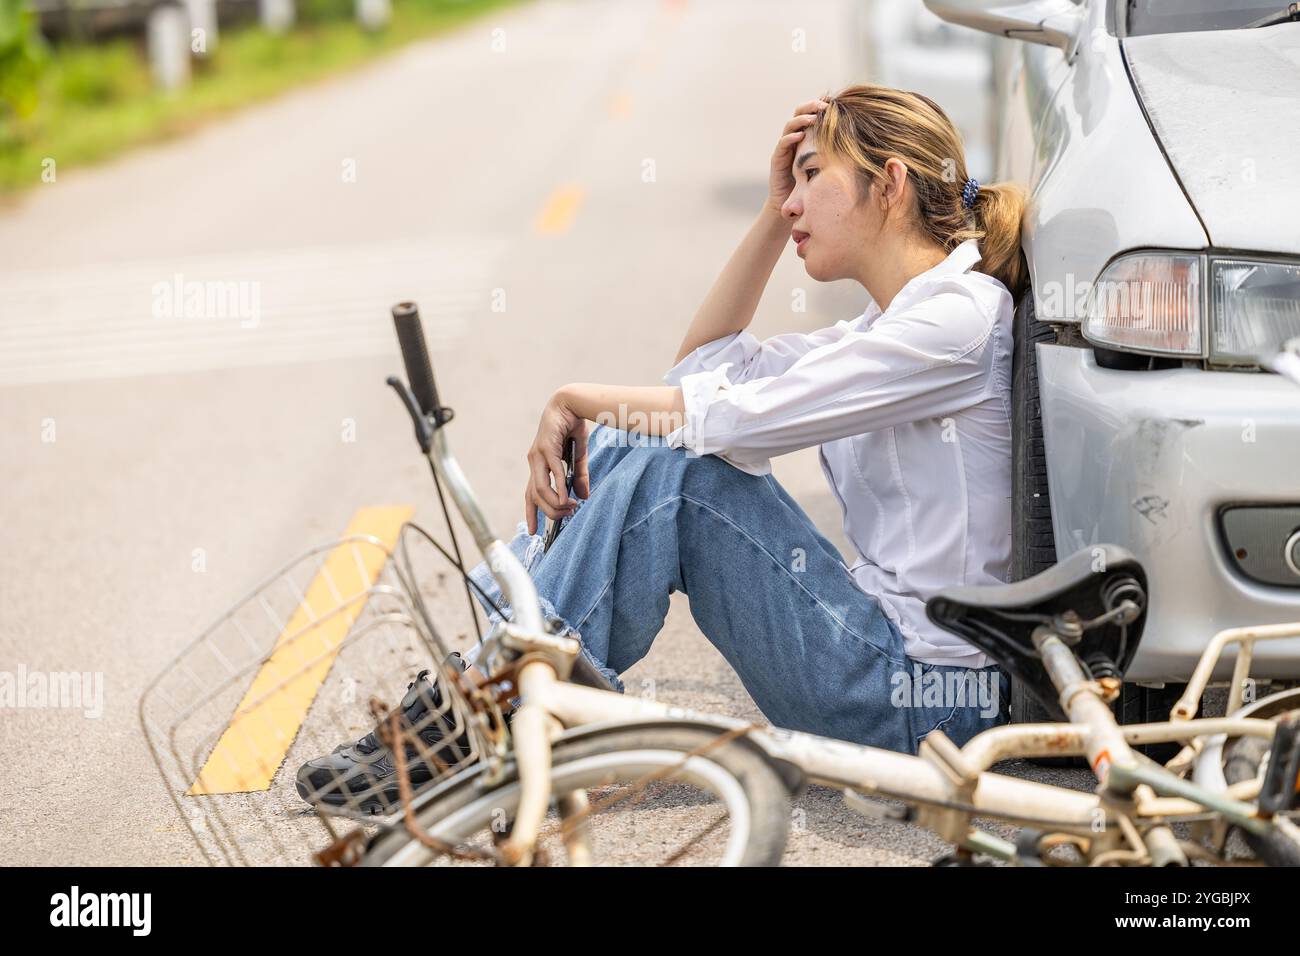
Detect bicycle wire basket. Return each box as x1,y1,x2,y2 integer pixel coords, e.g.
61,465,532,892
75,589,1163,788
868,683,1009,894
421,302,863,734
139,521,499,866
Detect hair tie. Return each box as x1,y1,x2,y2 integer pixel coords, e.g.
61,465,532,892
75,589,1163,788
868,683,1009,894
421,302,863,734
961,177,980,209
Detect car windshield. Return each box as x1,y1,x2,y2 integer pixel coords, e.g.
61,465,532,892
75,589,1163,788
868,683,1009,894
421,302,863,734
1128,0,1291,35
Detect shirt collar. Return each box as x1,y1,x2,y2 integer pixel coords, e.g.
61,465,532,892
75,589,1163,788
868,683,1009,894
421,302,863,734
862,238,983,320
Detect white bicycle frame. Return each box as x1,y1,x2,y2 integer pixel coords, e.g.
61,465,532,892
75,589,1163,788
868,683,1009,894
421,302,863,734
418,425,1300,867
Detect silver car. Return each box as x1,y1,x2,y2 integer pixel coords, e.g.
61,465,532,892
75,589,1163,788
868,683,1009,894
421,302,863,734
924,0,1300,721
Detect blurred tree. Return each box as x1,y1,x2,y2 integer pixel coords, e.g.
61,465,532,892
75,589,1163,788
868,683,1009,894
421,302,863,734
0,0,47,120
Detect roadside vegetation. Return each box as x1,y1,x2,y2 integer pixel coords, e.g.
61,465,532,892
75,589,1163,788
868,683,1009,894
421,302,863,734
0,0,527,192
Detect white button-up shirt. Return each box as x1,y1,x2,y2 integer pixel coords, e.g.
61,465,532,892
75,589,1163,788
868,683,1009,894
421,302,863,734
663,238,1013,667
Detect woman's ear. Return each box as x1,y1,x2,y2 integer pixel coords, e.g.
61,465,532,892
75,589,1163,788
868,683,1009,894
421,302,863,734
879,158,911,221
873,160,915,230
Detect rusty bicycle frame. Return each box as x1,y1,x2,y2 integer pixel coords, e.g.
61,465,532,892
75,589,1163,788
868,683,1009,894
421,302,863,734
373,303,1300,867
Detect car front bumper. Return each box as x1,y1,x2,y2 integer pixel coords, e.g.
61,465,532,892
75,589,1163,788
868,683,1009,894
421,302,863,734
1037,344,1300,682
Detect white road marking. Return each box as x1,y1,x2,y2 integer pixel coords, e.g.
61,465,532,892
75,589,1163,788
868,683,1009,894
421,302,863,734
0,238,506,385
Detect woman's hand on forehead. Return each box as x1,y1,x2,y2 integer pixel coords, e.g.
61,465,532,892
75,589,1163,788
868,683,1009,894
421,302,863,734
768,98,830,216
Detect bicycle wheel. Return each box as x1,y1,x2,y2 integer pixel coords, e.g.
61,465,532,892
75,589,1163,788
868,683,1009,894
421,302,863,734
361,724,794,867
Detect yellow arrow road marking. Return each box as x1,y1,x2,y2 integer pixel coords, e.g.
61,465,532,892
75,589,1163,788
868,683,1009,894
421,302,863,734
188,505,414,795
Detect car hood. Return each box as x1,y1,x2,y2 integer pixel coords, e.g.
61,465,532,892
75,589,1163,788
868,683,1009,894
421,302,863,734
1123,23,1300,254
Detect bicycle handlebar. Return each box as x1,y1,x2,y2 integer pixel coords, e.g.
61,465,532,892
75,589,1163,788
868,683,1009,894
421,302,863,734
392,302,443,420
388,302,547,636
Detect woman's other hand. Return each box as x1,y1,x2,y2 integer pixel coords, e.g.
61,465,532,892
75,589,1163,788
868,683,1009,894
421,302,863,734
767,97,829,216
525,388,591,535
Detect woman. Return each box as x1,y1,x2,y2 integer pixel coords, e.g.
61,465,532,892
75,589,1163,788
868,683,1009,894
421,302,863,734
483,81,1029,749
298,83,1029,812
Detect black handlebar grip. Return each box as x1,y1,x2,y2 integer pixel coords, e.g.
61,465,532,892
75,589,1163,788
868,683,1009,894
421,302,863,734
392,302,440,418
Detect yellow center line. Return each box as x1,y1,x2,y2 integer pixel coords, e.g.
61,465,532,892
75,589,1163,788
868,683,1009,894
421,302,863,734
534,184,585,235
187,505,414,795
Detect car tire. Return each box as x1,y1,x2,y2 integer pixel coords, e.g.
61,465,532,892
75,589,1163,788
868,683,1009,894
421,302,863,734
1114,681,1187,765
1008,291,1065,734
1006,292,1185,765
1009,293,1058,586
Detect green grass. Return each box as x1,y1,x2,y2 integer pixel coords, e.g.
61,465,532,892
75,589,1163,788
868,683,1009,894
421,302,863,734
0,0,529,193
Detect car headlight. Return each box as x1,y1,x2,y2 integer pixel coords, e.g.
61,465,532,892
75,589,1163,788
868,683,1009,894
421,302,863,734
1083,250,1300,367
1209,258,1300,366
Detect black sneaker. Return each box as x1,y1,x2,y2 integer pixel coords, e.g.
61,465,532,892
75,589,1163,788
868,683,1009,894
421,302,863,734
295,665,473,814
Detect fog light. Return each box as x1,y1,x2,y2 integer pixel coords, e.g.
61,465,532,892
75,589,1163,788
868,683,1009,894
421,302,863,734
1220,506,1300,588
1286,530,1300,579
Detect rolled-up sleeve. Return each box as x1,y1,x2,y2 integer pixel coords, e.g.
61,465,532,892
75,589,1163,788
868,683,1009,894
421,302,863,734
663,320,858,389
663,331,764,387
662,324,856,474
664,290,996,475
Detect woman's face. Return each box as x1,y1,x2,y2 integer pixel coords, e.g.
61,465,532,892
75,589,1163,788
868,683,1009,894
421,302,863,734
780,133,891,283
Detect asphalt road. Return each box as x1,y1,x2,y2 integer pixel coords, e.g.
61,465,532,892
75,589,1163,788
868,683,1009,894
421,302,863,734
0,0,1091,866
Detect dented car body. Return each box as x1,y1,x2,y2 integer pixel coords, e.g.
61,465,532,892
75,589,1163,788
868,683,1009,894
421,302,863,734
926,0,1300,681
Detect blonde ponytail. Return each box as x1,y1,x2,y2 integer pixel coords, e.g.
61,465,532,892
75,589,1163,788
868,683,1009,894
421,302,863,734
964,181,1030,302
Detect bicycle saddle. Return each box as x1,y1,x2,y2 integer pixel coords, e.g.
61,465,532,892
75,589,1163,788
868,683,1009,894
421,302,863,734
926,544,1148,720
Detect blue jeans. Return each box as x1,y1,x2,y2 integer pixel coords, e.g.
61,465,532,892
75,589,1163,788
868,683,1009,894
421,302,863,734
466,424,1008,756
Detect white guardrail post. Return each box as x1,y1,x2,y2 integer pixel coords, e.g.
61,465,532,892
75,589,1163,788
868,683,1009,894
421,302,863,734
183,0,218,54
259,0,295,33
356,0,390,31
146,3,191,91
